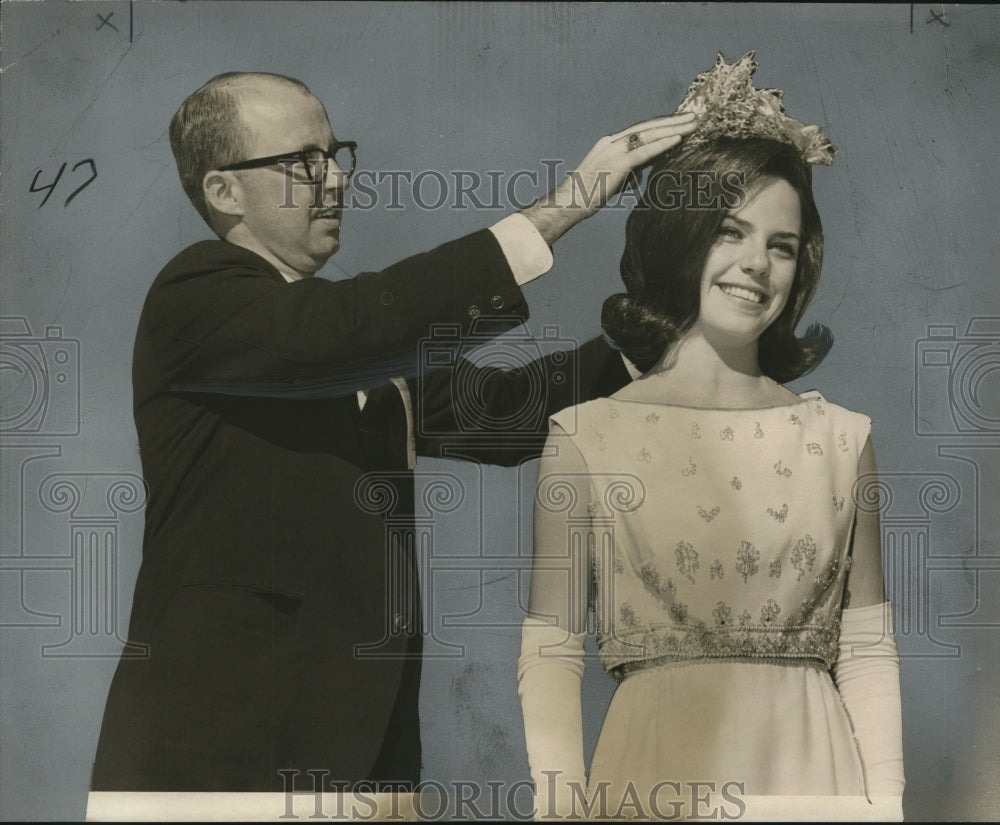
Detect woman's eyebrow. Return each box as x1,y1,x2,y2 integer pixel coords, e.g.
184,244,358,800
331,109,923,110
723,214,800,240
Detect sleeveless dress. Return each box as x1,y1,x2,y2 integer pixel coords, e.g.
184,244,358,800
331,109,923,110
546,391,872,813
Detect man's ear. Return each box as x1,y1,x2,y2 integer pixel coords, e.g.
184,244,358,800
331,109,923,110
203,170,244,218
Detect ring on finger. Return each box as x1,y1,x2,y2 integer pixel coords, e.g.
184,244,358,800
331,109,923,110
626,132,643,151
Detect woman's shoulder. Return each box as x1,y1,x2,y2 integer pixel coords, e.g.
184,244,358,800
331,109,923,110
797,389,870,416
548,398,616,433
796,390,873,441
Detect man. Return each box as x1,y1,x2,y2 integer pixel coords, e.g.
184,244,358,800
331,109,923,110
90,72,694,792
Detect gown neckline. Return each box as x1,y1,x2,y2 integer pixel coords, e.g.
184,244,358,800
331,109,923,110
605,389,823,413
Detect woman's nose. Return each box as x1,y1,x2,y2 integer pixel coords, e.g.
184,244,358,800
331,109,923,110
740,242,769,277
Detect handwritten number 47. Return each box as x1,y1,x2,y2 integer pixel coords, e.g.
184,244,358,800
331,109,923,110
30,159,97,208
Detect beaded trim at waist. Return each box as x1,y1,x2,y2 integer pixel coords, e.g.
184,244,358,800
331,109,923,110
597,620,841,676
608,653,829,682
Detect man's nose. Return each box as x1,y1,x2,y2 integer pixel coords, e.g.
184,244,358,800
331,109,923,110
322,160,350,192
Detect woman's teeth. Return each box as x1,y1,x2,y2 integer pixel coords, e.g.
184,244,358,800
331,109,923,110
719,284,764,304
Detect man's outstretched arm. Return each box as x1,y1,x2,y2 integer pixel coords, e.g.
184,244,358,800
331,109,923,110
414,335,632,466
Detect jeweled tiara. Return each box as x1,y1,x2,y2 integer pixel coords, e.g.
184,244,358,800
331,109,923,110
674,51,836,166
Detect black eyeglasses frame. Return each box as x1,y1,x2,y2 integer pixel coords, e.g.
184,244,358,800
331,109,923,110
217,140,357,182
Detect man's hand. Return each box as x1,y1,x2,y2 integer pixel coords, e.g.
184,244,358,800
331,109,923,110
521,113,698,245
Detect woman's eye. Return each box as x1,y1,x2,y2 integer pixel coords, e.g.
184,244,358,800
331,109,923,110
771,242,797,258
719,226,742,240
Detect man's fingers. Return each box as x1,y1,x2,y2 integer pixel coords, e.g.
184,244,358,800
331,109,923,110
563,113,699,211
631,133,684,157
620,112,698,132
610,122,697,148
609,113,698,144
642,118,699,140
613,135,684,183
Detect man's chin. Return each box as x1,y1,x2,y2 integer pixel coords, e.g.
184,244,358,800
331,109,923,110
316,234,340,257
306,242,339,274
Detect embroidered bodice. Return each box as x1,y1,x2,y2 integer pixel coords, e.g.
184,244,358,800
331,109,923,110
546,391,870,680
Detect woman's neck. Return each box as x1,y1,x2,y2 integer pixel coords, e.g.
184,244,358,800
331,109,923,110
617,332,798,409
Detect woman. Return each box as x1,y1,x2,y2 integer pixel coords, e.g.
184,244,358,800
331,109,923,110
518,55,904,821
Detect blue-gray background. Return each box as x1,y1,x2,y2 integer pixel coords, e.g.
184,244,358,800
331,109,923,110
1,1,998,821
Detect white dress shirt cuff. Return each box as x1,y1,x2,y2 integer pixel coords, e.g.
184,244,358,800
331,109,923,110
489,213,554,286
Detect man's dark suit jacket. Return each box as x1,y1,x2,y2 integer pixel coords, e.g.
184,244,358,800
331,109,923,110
90,230,628,791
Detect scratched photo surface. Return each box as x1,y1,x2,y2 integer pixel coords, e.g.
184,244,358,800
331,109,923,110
1,2,997,821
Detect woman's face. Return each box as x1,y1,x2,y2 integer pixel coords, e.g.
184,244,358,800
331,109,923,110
693,175,802,348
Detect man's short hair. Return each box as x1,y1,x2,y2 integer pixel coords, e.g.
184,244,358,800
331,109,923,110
169,72,310,227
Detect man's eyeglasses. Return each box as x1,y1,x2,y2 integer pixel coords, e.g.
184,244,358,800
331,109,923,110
218,141,357,183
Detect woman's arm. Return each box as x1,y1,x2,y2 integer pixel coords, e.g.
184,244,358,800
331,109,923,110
833,436,905,814
843,437,887,609
518,423,593,819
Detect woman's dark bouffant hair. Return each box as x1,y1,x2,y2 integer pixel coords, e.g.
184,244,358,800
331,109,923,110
601,136,833,382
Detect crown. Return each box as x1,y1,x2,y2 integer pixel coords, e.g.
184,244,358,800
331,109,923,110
673,51,836,166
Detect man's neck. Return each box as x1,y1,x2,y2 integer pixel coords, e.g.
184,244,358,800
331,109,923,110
223,227,310,282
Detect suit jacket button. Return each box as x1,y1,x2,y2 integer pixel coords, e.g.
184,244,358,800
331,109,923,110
468,305,481,319
381,291,394,306
490,295,505,310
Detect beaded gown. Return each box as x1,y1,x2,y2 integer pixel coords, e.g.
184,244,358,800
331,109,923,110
544,391,872,805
